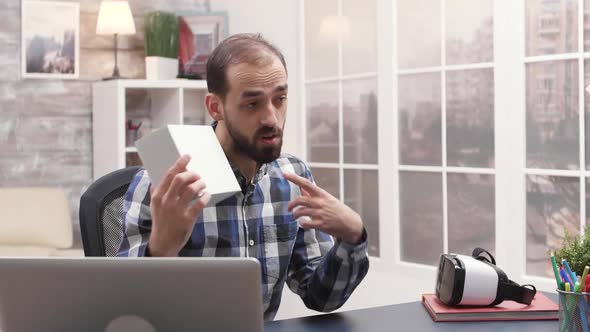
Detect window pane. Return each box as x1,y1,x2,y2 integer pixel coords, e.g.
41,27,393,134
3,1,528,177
526,0,578,56
585,0,590,51
447,173,495,255
397,0,441,69
343,78,378,164
342,0,377,75
305,0,338,79
446,0,493,65
526,60,579,169
306,82,339,163
526,175,580,277
399,73,442,166
310,167,340,199
344,169,379,256
400,171,443,265
585,59,590,169
446,68,495,167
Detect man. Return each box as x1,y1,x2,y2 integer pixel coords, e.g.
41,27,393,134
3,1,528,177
118,33,369,321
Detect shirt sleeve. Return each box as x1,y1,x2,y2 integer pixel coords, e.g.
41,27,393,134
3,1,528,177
285,163,370,312
117,169,153,257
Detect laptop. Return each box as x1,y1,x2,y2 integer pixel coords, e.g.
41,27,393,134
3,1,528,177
0,257,263,332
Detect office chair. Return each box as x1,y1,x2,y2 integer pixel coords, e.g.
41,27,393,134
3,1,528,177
79,166,142,256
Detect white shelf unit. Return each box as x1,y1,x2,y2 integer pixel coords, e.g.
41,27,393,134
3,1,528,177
92,79,210,180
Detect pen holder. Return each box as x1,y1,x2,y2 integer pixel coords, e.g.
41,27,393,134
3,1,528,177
557,289,590,332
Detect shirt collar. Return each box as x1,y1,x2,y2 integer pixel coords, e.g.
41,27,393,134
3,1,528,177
229,161,269,192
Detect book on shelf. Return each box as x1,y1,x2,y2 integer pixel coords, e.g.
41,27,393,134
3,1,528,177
422,293,558,322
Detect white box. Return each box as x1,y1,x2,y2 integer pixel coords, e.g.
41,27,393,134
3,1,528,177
135,125,241,206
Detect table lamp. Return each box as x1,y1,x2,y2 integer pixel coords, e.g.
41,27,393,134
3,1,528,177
96,0,136,80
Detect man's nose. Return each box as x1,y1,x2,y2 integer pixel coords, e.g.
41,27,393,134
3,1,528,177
260,103,279,127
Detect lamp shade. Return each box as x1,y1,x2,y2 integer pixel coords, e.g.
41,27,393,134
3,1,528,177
96,1,136,35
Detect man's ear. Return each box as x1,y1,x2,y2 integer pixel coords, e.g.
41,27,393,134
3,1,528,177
205,93,224,121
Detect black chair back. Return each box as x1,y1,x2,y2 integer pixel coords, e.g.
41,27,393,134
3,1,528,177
79,166,141,256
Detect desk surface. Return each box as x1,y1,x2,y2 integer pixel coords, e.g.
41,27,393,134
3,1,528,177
265,294,559,332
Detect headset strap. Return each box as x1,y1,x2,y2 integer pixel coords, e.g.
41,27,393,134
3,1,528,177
472,248,536,305
500,280,537,305
472,247,496,265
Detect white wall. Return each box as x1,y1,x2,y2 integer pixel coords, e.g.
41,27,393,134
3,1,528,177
210,0,303,158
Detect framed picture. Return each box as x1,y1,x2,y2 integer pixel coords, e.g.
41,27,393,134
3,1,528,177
21,1,80,79
177,11,228,79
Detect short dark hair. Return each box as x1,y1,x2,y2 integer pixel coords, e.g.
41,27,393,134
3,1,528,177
206,33,287,99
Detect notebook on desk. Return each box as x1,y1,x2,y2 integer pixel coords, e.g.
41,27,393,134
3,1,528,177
422,293,558,322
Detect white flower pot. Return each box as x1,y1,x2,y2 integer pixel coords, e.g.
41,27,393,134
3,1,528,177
145,56,178,80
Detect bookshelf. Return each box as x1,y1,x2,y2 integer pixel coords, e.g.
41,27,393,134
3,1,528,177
92,79,210,180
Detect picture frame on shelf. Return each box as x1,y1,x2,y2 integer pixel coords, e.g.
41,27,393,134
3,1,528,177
21,1,80,79
177,11,228,80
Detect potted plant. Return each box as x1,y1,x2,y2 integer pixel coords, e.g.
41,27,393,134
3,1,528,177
554,227,590,276
144,11,179,80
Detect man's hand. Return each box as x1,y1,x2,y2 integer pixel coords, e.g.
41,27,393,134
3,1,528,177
148,155,211,256
284,172,364,245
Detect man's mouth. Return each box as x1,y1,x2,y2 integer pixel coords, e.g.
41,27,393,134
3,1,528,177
260,133,279,144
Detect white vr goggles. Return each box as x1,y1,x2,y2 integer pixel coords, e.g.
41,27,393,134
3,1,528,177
435,248,536,306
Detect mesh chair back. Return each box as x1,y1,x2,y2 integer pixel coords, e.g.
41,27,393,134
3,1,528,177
79,166,142,256
101,186,128,256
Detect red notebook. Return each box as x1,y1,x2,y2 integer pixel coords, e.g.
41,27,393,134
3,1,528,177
422,293,558,322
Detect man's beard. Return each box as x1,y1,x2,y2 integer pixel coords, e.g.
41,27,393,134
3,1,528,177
225,118,283,164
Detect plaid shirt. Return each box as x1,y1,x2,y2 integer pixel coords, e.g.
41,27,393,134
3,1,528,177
117,153,369,321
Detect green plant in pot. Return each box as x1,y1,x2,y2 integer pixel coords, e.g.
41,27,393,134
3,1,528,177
554,227,590,277
144,11,179,80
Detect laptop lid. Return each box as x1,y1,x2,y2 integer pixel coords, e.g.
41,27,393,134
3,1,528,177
0,257,263,332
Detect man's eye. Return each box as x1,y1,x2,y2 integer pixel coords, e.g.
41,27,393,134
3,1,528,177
247,102,257,109
279,96,287,101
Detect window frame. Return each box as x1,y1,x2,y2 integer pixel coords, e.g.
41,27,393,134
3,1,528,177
297,0,583,296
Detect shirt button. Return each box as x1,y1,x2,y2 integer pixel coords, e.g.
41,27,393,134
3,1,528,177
249,239,255,247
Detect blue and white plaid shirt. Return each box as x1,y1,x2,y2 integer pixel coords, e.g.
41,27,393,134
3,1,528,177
117,153,369,321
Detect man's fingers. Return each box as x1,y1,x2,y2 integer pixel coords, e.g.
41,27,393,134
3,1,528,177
186,191,211,218
154,155,191,197
178,180,207,207
283,172,322,197
292,207,317,220
298,216,321,230
288,196,320,211
301,188,311,197
166,171,200,199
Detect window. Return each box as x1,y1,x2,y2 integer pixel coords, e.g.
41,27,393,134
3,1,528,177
397,0,495,265
525,0,590,278
300,0,588,295
304,0,380,256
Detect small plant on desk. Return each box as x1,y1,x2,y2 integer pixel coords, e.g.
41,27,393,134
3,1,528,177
554,227,590,276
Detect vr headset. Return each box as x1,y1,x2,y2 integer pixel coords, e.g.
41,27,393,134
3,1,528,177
435,248,536,306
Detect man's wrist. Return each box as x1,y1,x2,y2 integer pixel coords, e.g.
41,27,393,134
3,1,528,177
342,226,366,245
147,232,176,257
146,243,177,257
342,213,364,244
